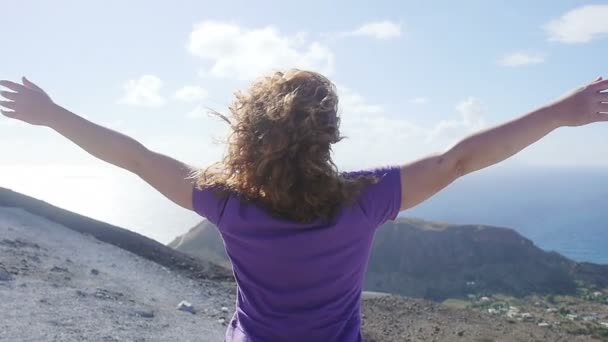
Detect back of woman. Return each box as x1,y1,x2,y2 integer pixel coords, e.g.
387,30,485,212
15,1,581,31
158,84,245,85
192,70,401,341
193,167,400,341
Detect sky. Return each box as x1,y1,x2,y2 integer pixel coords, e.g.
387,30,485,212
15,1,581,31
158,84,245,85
1,0,608,241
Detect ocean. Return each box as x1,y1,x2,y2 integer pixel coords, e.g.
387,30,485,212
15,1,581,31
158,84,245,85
408,166,608,264
2,164,607,264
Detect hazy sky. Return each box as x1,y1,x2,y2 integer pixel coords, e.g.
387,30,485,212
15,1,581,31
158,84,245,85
1,0,607,242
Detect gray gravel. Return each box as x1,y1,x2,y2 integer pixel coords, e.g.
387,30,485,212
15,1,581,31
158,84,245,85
0,207,231,342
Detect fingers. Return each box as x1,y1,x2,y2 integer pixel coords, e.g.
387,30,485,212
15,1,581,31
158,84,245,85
596,113,608,122
592,79,608,92
22,77,44,93
0,91,18,101
0,100,16,110
0,80,27,92
0,109,16,118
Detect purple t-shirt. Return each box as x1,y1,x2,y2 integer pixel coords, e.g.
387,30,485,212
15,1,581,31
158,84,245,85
192,166,401,342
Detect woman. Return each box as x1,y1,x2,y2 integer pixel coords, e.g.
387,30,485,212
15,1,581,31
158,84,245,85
1,70,606,341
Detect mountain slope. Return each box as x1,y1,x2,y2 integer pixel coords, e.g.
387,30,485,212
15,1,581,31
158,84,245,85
0,206,232,341
0,187,233,282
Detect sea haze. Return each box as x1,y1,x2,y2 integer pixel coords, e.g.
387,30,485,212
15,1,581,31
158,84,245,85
407,166,608,264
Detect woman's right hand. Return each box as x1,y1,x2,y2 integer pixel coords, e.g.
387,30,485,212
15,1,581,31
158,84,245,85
0,77,58,126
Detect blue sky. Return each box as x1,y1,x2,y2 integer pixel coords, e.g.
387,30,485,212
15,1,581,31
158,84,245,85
2,0,608,168
1,1,608,240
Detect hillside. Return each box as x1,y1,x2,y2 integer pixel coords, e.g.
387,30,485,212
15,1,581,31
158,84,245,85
0,187,233,282
169,218,608,301
0,206,233,341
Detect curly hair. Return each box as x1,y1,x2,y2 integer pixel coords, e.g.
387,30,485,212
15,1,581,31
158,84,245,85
195,69,377,223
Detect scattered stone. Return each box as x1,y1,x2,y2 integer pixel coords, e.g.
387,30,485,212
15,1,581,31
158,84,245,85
134,310,155,318
600,322,608,328
39,298,50,304
18,283,26,287
221,306,229,313
506,307,519,318
1,239,40,249
582,315,596,322
480,297,490,302
457,330,465,337
50,266,69,273
592,291,602,297
0,268,13,281
65,258,73,263
28,255,41,263
487,308,498,315
537,322,550,328
545,308,558,313
90,269,99,275
566,314,578,321
177,300,196,314
520,313,533,321
76,290,87,297
218,318,226,325
94,288,124,301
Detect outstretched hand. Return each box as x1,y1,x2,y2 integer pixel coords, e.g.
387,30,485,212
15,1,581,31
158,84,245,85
553,77,608,127
0,77,56,126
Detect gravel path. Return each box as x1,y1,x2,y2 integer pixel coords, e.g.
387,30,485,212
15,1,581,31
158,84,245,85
0,207,231,342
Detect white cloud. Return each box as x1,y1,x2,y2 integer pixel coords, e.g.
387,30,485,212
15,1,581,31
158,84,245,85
188,21,334,80
118,75,165,107
456,97,486,127
339,86,384,115
544,5,608,44
174,86,208,102
409,97,429,105
333,86,487,168
346,21,403,40
187,105,207,119
426,97,486,144
499,52,545,67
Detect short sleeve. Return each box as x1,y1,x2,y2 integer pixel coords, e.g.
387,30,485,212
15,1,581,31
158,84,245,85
191,185,229,226
349,166,402,228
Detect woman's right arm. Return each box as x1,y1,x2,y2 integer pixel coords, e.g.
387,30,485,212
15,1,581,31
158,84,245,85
0,78,197,211
398,77,608,211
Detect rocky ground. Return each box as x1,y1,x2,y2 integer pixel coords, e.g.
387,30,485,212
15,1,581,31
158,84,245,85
0,207,232,341
441,292,608,341
361,295,607,342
